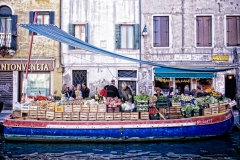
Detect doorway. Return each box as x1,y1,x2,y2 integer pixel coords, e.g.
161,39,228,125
225,75,236,100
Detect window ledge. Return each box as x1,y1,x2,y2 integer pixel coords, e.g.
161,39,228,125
152,46,171,49
196,46,214,49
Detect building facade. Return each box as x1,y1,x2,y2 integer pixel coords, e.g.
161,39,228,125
0,0,62,112
141,0,239,99
61,0,143,97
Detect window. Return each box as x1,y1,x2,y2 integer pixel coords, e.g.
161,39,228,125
68,23,88,49
0,5,17,50
29,11,54,35
226,16,240,46
153,16,169,47
22,73,50,97
121,25,133,49
37,12,50,25
118,70,137,78
74,24,86,42
72,70,87,86
117,70,137,96
196,16,212,47
115,24,139,49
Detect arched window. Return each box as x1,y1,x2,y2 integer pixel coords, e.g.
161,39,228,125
0,5,17,50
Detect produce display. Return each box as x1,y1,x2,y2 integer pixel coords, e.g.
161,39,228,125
134,93,149,102
157,95,168,101
181,104,200,118
106,97,122,107
181,94,193,101
171,95,181,102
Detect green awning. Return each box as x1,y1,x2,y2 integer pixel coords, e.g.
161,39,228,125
154,68,216,78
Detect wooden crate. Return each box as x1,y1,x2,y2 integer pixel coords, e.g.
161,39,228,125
167,106,182,114
71,112,79,121
140,112,149,120
55,105,64,112
46,111,54,120
47,102,55,112
72,104,81,112
37,110,46,119
158,108,167,116
209,103,219,108
90,105,98,113
28,110,38,119
105,113,114,121
64,104,72,112
63,112,71,121
38,101,47,111
122,113,131,120
97,113,105,121
211,107,219,112
89,113,97,121
29,101,38,110
98,104,106,112
114,113,122,121
81,104,90,112
130,112,139,120
21,104,29,111
203,108,212,116
212,110,219,114
171,102,181,107
218,105,227,113
80,113,88,121
12,110,22,118
54,112,63,121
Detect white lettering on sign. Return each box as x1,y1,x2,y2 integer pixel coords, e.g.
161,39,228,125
174,54,192,61
0,83,11,93
197,119,213,125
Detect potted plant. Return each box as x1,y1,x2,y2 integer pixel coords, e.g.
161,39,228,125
0,45,10,57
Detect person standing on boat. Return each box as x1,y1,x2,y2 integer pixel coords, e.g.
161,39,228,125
61,84,70,97
69,85,76,99
121,82,133,103
107,79,120,98
154,87,163,98
82,83,90,99
99,85,108,98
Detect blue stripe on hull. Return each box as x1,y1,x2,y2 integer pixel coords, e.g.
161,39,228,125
4,116,234,141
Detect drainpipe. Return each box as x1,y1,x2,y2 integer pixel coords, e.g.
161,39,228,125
181,0,184,54
59,0,64,72
139,0,142,68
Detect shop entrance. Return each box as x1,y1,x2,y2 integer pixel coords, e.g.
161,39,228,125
175,78,191,95
225,75,236,100
0,72,13,111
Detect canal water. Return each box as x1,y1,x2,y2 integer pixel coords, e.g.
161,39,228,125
0,130,239,159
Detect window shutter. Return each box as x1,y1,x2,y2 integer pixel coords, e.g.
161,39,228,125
11,15,17,50
29,11,34,35
85,23,88,43
202,17,212,46
237,17,240,46
68,23,74,50
226,17,238,46
115,24,121,49
196,17,203,46
49,11,54,24
153,17,160,47
159,17,169,47
134,24,139,49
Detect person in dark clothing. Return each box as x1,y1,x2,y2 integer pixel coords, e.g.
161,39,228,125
107,79,120,98
154,87,163,98
82,83,90,99
61,84,70,97
69,85,76,98
121,82,133,103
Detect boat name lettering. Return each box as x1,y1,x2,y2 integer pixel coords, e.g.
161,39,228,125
0,63,49,71
197,119,213,125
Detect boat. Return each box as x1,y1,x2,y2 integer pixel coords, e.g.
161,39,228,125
3,109,234,142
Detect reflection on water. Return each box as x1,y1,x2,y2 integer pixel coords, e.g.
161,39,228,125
0,130,240,159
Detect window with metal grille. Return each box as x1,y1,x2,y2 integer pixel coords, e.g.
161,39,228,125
226,16,240,46
72,70,87,86
118,70,137,78
196,16,212,47
153,16,169,47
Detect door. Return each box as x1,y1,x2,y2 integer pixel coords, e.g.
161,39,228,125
0,72,13,111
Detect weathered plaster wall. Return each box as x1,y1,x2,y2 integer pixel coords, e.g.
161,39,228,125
0,0,62,96
61,0,140,95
